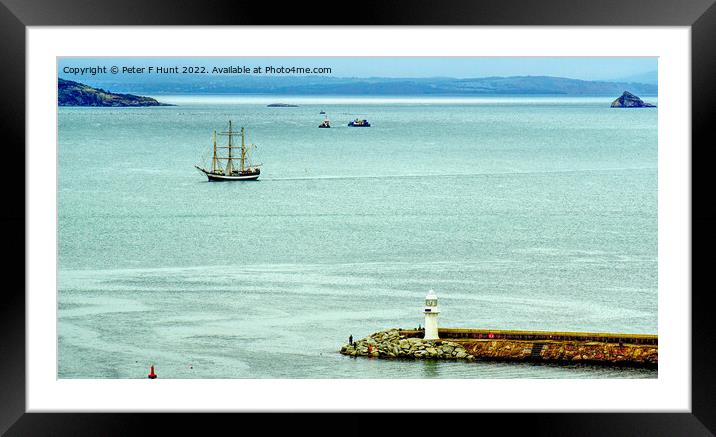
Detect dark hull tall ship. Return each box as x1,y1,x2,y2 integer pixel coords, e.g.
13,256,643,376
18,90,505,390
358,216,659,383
195,121,261,181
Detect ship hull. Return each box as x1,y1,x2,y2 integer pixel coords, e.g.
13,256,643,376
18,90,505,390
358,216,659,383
206,173,260,181
195,166,260,181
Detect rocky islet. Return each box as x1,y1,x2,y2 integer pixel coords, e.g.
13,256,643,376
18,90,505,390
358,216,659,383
611,91,656,108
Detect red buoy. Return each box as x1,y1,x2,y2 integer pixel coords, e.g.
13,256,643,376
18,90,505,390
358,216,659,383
148,365,157,379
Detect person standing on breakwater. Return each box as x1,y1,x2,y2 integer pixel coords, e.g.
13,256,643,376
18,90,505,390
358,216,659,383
349,335,353,345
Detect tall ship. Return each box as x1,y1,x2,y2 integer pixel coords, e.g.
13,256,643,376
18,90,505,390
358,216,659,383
195,121,261,181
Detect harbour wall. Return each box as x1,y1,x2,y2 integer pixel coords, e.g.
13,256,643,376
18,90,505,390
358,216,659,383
339,328,657,368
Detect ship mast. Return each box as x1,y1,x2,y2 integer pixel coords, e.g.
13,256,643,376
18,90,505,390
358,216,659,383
240,127,246,172
226,121,234,174
211,130,218,173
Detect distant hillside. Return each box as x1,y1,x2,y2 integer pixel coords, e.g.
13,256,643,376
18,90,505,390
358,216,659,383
58,78,171,106
71,75,658,96
613,70,658,85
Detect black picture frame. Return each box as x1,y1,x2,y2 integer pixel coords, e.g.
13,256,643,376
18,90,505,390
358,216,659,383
2,0,714,434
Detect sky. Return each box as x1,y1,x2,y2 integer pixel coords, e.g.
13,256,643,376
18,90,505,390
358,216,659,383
58,57,656,82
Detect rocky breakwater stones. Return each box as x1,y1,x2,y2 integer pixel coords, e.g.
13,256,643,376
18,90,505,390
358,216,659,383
539,341,657,366
339,329,475,361
460,339,657,366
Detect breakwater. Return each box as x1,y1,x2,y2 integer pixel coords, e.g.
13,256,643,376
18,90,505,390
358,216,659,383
340,328,657,368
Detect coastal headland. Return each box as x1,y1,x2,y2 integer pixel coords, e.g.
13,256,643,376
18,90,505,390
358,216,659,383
58,78,171,107
340,328,657,368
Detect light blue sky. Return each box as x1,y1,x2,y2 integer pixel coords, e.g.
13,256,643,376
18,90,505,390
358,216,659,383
59,57,656,81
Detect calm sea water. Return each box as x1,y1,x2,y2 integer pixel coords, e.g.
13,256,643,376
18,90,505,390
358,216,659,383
58,96,658,378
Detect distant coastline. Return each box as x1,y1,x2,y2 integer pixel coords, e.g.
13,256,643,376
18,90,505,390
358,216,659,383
57,75,657,98
138,94,658,107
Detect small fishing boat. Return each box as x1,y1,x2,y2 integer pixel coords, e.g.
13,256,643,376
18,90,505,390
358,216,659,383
348,118,370,127
318,117,331,128
194,120,261,181
319,110,326,114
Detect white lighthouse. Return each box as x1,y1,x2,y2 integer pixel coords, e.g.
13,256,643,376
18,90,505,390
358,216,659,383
423,289,440,340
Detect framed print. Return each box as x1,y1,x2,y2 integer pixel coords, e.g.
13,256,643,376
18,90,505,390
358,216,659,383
3,0,716,434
